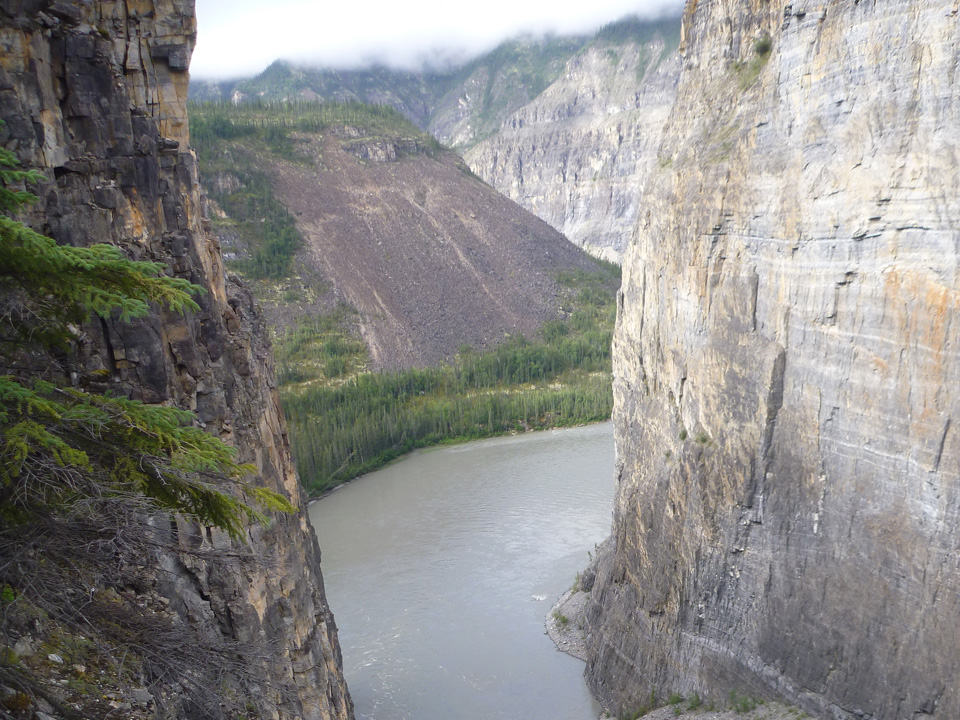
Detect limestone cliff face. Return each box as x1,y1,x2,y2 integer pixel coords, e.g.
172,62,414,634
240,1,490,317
585,1,960,719
0,2,351,718
465,36,681,262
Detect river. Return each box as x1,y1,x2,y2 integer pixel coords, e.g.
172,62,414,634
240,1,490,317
308,422,614,720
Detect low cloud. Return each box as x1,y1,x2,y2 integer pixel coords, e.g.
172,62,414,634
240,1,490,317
191,0,685,79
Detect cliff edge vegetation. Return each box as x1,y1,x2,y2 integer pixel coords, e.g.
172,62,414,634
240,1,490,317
0,145,298,717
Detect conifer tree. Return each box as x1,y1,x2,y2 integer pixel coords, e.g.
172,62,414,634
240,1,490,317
0,126,297,718
0,139,293,538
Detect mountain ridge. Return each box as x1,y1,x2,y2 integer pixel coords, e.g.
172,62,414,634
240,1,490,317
188,14,685,262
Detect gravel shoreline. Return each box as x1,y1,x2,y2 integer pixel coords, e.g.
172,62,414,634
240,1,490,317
544,590,815,720
544,588,590,660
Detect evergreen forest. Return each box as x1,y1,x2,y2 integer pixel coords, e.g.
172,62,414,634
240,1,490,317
279,266,618,494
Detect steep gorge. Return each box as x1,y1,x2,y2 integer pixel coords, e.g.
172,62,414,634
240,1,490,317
0,1,351,717
584,1,960,719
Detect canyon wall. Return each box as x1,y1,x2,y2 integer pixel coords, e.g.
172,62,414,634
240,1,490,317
585,1,960,719
465,34,681,262
0,1,352,717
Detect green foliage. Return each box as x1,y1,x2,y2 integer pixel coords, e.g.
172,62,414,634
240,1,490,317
274,304,368,387
189,113,303,281
594,15,679,46
620,689,658,720
285,361,613,494
592,15,682,79
0,147,43,213
450,36,586,145
190,99,440,154
734,34,773,90
0,216,201,346
687,693,701,711
0,142,292,537
0,375,296,537
729,690,761,713
1,143,203,346
201,61,446,127
552,610,569,627
281,264,619,494
754,34,773,57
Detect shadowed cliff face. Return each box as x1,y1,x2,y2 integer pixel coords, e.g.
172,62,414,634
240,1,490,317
585,1,960,719
0,1,351,718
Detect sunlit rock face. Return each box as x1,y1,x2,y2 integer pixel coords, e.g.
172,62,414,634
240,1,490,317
466,36,681,263
0,2,352,717
584,1,960,718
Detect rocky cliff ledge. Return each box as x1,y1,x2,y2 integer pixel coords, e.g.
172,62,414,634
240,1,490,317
465,33,680,262
585,1,960,719
0,1,351,718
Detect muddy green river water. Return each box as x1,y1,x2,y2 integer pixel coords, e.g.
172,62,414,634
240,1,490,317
309,422,614,720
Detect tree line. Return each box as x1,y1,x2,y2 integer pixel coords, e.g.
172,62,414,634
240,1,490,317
279,264,620,494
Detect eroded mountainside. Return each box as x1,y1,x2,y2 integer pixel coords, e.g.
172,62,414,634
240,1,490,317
585,1,960,719
196,113,606,370
0,1,351,718
464,23,681,261
267,134,603,369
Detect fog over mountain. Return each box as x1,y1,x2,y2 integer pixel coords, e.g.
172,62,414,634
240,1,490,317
191,0,684,78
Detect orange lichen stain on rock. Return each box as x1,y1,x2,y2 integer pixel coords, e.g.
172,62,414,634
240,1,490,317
870,356,889,375
923,280,959,354
884,267,959,439
121,191,148,242
679,0,699,55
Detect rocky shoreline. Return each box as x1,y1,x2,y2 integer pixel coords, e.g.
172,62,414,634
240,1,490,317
544,587,590,661
545,579,816,720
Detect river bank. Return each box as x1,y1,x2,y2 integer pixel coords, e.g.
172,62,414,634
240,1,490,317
545,567,813,720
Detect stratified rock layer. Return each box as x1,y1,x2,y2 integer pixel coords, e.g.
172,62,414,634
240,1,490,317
585,2,960,719
465,36,681,262
0,2,352,718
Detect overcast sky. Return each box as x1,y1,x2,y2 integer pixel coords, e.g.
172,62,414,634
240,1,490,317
191,0,685,80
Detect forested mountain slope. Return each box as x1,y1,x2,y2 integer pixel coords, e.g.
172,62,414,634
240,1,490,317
190,103,619,493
